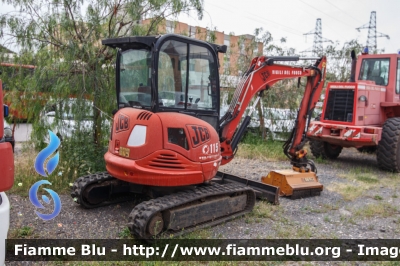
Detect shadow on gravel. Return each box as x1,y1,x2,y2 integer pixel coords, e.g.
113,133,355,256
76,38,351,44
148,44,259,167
317,147,380,172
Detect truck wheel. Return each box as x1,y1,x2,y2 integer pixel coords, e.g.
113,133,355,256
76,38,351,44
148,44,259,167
309,140,342,159
377,117,400,172
357,146,377,154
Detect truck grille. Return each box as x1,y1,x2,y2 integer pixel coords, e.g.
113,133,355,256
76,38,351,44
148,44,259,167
324,89,354,122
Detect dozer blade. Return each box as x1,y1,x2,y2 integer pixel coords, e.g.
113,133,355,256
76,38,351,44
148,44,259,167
261,169,323,199
215,171,280,205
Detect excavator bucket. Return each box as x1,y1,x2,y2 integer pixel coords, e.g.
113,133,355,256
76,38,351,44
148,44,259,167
261,169,323,199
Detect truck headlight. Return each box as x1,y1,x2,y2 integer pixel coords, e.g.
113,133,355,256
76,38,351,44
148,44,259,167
4,127,12,138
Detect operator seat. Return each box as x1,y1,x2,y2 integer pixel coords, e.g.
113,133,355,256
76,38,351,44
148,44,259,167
137,86,151,105
369,69,384,85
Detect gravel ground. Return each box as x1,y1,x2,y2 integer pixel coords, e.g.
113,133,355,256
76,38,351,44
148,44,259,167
6,144,400,264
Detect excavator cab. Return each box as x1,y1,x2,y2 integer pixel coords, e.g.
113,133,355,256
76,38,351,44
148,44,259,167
103,34,225,131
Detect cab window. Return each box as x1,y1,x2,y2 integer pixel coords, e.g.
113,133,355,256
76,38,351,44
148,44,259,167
358,58,390,86
158,40,218,111
119,49,152,108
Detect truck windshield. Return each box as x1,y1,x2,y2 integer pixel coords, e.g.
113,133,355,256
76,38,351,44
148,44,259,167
119,49,152,108
358,58,390,86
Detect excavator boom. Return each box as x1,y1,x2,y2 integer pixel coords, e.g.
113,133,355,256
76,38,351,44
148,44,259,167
220,55,326,164
219,55,327,197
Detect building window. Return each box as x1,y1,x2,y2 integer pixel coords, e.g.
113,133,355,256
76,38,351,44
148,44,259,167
166,21,174,33
224,36,230,74
240,42,245,55
253,45,259,57
189,26,196,38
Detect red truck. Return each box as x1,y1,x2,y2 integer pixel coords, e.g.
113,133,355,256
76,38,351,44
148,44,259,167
0,79,14,265
307,49,400,172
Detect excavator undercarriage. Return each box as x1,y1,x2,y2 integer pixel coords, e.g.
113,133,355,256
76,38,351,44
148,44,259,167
71,171,279,239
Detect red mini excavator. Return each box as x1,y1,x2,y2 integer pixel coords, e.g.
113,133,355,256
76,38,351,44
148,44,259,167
71,34,327,239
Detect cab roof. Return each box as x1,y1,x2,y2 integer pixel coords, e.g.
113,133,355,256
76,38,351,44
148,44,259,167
102,34,227,54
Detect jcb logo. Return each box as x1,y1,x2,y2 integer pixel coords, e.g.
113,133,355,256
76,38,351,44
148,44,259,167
188,125,210,147
115,114,129,132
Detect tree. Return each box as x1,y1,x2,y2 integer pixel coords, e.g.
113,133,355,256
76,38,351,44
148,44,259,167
0,0,204,178
324,40,363,83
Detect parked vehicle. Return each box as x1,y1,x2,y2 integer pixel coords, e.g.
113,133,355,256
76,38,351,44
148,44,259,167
249,107,297,141
307,49,400,171
0,81,15,266
70,34,327,240
41,98,110,141
3,119,14,151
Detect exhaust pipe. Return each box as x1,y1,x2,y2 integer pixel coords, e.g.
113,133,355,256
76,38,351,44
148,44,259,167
349,50,357,82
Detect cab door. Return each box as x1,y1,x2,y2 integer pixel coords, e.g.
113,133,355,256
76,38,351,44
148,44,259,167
156,37,220,131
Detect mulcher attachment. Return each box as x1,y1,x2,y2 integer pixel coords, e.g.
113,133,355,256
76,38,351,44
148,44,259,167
261,169,323,199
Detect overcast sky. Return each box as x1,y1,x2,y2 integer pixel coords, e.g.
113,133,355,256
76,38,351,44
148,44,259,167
179,0,399,54
1,0,399,54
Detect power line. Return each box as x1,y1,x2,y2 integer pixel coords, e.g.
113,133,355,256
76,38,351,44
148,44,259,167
323,0,364,24
297,0,357,29
205,1,304,37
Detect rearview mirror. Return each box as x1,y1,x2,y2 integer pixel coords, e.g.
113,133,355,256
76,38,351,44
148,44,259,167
3,104,9,118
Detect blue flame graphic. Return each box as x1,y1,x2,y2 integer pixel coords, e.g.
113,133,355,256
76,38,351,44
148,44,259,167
29,180,62,220
34,130,61,177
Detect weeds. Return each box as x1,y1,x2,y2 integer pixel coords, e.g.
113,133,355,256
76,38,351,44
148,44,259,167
340,215,357,225
353,202,398,218
329,166,400,201
323,216,331,223
10,142,73,195
9,226,34,238
326,183,365,201
236,134,287,161
118,227,132,239
304,203,340,213
314,156,327,164
374,195,383,201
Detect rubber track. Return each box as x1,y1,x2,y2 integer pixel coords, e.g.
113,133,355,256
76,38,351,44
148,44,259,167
377,117,400,172
128,182,256,239
71,172,134,209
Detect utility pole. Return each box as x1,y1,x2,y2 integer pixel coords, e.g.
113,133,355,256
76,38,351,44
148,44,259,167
356,11,389,53
302,18,333,56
